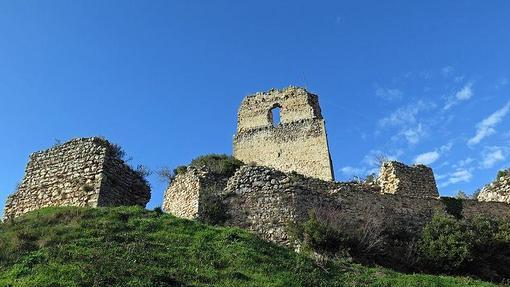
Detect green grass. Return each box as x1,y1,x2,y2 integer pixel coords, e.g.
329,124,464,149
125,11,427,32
0,206,499,287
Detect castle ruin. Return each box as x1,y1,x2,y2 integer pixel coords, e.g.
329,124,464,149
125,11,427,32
233,87,334,181
3,86,510,249
162,86,510,245
3,137,151,220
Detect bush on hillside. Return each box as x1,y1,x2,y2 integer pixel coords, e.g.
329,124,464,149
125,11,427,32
419,215,510,281
288,207,391,259
419,215,472,271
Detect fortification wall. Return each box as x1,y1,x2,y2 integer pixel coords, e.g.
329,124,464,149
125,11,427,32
3,137,150,220
233,87,334,181
378,161,439,198
223,165,510,245
477,173,510,204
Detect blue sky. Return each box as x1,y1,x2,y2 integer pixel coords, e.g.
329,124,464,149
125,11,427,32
1,1,509,216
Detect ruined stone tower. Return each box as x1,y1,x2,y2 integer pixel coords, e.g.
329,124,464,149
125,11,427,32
3,137,151,220
233,86,334,181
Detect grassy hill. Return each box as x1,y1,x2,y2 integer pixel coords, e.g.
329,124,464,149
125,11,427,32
0,206,499,287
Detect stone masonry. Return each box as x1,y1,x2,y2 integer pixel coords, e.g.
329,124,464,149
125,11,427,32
3,137,151,220
477,171,510,204
164,164,510,245
162,166,229,219
378,161,439,198
233,86,335,181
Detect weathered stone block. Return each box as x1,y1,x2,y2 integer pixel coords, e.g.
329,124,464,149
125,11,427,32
477,171,510,204
3,137,151,220
378,161,439,198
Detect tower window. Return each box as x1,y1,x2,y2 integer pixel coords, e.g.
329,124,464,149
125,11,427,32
270,105,281,127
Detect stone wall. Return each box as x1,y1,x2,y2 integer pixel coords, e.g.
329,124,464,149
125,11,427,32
164,163,510,245
233,87,334,181
3,137,151,220
378,161,439,198
477,172,510,204
162,166,229,220
223,165,510,245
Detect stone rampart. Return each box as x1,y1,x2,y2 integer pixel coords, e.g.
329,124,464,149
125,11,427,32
233,87,334,181
223,165,510,244
3,137,151,219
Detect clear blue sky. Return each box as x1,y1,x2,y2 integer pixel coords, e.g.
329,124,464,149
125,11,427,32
1,1,510,216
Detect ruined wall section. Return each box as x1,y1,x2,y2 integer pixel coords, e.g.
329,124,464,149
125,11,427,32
3,138,107,219
378,161,439,198
3,137,150,220
233,87,334,181
477,173,510,204
98,150,151,207
162,167,229,220
223,165,510,245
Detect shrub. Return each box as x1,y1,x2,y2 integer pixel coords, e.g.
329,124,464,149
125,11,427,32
173,165,187,176
189,154,243,177
110,143,127,160
419,215,510,281
419,215,472,272
300,212,345,254
497,168,510,180
199,185,229,225
289,207,394,260
156,165,188,185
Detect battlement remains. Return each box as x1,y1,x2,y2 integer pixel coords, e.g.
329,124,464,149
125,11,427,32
378,161,439,198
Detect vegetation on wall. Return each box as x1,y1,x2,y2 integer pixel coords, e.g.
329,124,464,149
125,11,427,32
497,168,510,180
189,154,244,177
158,154,244,185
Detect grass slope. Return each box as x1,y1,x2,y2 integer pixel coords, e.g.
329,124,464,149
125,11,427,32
0,206,498,287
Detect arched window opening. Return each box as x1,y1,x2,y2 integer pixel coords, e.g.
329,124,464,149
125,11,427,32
270,106,281,127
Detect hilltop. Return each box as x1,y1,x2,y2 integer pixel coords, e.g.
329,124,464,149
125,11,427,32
0,206,498,287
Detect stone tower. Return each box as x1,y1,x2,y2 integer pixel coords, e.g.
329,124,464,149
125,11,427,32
233,86,334,181
3,137,151,220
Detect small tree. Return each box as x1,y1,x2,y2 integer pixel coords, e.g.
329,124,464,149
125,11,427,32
375,154,390,167
111,143,127,160
135,164,152,179
455,191,469,199
157,166,187,184
497,168,510,180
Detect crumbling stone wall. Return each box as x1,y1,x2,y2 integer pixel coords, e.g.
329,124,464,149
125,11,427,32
162,166,229,220
233,87,334,181
223,165,510,245
164,163,510,245
477,172,510,204
378,161,439,198
3,137,151,220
